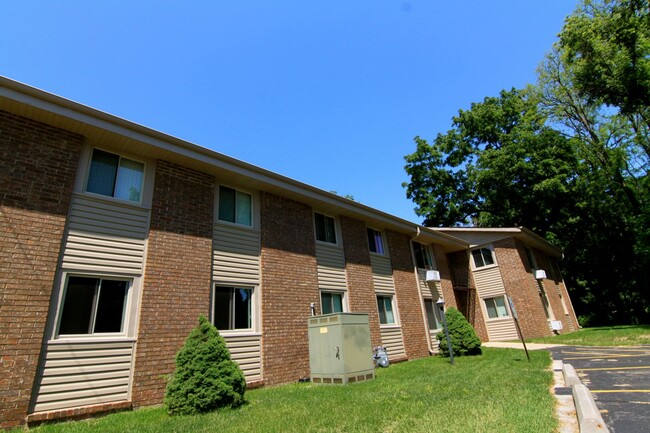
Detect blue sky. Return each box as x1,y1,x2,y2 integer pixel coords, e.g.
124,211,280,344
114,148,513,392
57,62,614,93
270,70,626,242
1,1,578,223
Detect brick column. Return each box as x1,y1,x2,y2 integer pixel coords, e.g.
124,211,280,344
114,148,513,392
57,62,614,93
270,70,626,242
340,216,381,346
259,193,318,385
495,238,551,339
0,111,82,428
386,230,429,359
131,160,214,407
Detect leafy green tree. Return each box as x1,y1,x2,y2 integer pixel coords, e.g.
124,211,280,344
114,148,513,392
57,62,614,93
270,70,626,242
436,307,482,357
164,316,246,416
537,0,650,325
404,87,579,243
405,0,650,326
560,0,650,124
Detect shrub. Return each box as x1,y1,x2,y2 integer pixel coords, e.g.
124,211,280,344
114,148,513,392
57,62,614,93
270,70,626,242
436,307,482,357
164,316,246,415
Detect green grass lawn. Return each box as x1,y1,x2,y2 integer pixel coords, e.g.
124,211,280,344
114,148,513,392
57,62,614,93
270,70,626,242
24,348,556,433
527,325,650,346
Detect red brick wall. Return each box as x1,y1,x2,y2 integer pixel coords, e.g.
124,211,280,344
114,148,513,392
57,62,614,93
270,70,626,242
495,238,551,339
340,216,381,346
386,231,429,359
131,160,214,407
0,111,83,428
259,193,318,385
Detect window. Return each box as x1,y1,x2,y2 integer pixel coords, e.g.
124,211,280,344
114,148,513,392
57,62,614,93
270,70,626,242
424,299,443,329
321,292,344,315
213,286,253,330
367,228,385,254
86,149,144,203
377,295,396,325
484,296,509,319
413,242,433,269
218,186,252,226
315,213,337,244
471,247,495,268
58,276,129,335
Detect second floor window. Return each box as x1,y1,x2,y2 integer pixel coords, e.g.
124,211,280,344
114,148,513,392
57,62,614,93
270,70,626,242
413,242,433,269
218,186,252,226
367,228,385,254
315,213,337,244
471,247,495,269
86,149,144,203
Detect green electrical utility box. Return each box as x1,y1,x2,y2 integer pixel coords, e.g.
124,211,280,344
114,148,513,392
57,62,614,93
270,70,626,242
308,313,375,384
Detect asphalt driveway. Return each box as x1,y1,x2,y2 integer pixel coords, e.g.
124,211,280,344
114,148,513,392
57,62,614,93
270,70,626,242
549,345,650,433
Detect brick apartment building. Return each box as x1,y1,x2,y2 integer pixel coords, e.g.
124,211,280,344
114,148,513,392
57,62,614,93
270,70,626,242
0,77,579,428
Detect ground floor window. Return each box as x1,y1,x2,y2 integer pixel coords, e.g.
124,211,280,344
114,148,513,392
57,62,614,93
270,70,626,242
58,276,129,336
321,291,344,315
484,296,509,319
377,295,396,325
424,299,443,329
213,286,253,330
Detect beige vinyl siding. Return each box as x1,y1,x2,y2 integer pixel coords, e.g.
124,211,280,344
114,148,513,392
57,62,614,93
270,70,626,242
429,332,440,354
315,244,346,290
380,327,406,360
473,264,518,341
223,334,262,382
213,224,261,285
61,195,149,274
416,269,442,299
32,340,134,413
485,318,518,341
473,266,505,298
370,255,394,294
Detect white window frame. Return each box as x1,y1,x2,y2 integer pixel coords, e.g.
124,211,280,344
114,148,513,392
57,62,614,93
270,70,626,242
470,246,497,270
212,285,258,334
314,212,339,245
377,294,398,326
320,290,347,315
483,295,510,320
367,227,386,255
84,147,146,205
54,273,136,339
217,185,254,227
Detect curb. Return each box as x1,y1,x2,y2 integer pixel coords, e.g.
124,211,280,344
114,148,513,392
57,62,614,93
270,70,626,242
562,363,609,433
562,363,580,386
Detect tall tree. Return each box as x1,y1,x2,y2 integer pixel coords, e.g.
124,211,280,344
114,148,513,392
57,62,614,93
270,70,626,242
404,0,650,325
403,88,579,243
537,0,650,325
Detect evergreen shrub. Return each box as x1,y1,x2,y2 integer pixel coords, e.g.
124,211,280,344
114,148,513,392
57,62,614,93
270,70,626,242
164,316,246,415
436,307,482,357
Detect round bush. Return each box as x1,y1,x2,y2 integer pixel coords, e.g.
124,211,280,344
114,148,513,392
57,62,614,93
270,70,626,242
436,307,482,357
164,316,246,415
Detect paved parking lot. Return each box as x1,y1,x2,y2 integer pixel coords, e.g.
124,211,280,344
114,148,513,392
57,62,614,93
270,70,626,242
549,345,650,433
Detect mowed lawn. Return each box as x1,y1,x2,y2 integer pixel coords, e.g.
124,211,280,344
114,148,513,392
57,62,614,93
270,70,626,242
25,348,556,433
527,325,650,346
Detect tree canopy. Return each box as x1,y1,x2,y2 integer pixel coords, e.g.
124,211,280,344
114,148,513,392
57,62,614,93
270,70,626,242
404,0,650,325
